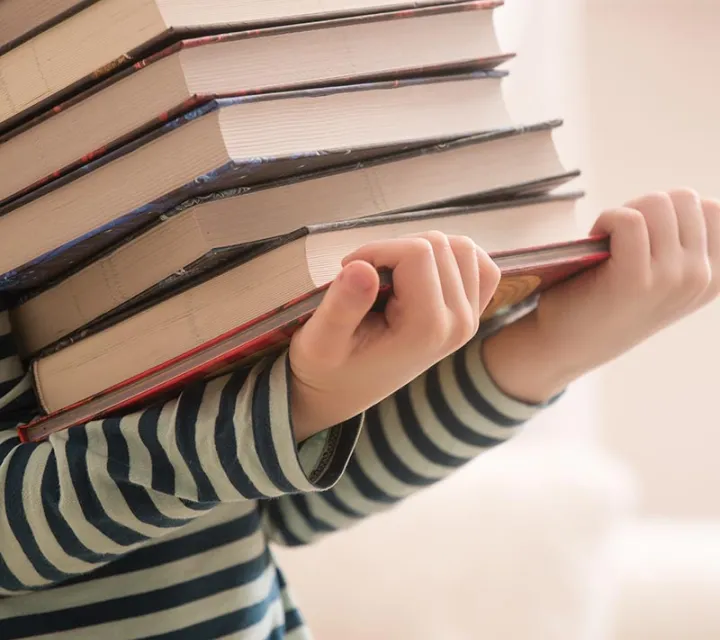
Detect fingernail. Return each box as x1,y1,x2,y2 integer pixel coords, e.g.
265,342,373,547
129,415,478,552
346,265,375,292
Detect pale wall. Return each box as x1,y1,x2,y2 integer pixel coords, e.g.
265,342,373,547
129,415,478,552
584,0,720,518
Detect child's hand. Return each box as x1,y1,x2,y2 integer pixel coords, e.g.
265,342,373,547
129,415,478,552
482,189,720,404
288,233,501,441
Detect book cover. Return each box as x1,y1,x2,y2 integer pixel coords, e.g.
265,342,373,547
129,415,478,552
0,0,99,56
0,0,512,208
19,236,609,443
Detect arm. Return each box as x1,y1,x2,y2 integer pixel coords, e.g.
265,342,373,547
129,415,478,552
261,333,553,545
0,305,360,596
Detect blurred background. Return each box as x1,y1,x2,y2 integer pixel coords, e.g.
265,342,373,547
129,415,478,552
274,1,720,638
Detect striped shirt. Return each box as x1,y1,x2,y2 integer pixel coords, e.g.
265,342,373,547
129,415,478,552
0,298,544,639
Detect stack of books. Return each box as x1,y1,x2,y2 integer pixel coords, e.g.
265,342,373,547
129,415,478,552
0,0,609,441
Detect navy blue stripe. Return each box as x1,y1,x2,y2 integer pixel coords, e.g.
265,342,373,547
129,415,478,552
137,404,176,496
287,493,335,534
60,511,261,587
365,405,434,487
40,454,113,566
345,457,397,505
317,488,364,519
425,366,503,448
269,625,289,639
65,426,149,547
215,370,263,499
2,550,273,638
284,608,304,632
0,377,22,400
0,389,38,417
394,385,467,468
453,348,524,427
0,433,18,458
141,570,280,640
101,417,195,528
174,381,219,503
3,443,69,584
0,332,17,359
263,499,304,546
136,405,211,512
252,359,296,494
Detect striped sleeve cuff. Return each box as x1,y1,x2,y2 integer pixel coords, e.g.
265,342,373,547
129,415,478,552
240,352,361,497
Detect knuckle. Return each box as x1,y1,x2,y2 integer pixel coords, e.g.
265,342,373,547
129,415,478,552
424,230,451,250
668,187,701,205
684,260,712,293
449,235,476,253
408,237,435,259
628,191,674,212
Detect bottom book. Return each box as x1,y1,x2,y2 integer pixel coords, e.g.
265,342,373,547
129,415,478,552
19,231,608,442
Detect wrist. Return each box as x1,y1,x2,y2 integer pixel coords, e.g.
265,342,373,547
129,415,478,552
480,311,579,405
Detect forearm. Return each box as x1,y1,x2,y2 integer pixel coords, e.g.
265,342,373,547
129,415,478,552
0,351,360,595
262,333,550,546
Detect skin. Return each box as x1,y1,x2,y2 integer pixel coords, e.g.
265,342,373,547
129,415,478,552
289,189,720,441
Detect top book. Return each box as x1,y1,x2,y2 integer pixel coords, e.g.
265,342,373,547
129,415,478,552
0,0,502,132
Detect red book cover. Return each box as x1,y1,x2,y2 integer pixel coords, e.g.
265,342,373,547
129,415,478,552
18,237,609,443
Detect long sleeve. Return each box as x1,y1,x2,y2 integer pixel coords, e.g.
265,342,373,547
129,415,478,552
0,304,360,596
261,334,554,546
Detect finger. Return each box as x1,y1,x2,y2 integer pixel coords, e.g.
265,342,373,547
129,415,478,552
591,207,651,275
668,189,707,253
624,192,681,260
300,260,380,361
703,198,720,266
342,237,445,314
476,247,502,313
448,236,481,324
700,198,720,303
418,231,470,316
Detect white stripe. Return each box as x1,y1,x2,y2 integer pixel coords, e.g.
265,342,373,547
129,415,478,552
85,422,186,539
0,370,32,411
23,445,98,577
29,563,280,639
435,353,523,441
156,399,201,502
232,364,288,498
51,431,143,557
466,338,540,421
266,356,316,492
0,356,22,384
195,375,253,502
1,527,267,618
0,450,48,590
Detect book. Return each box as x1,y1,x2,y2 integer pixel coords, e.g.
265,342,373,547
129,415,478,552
0,0,90,55
0,72,511,291
0,0,501,131
28,192,606,415
20,227,609,443
0,1,509,206
11,122,577,356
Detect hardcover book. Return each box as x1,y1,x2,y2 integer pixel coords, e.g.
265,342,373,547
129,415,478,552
10,121,578,355
0,1,509,206
20,231,609,443
0,0,502,132
0,72,510,291
27,192,606,416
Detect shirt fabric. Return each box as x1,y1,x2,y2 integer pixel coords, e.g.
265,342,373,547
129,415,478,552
0,298,546,639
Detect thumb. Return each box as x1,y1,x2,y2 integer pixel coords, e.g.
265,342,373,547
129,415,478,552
298,261,380,360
